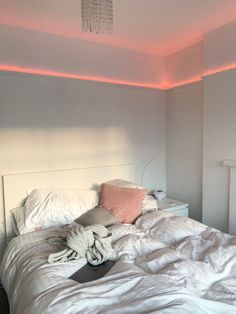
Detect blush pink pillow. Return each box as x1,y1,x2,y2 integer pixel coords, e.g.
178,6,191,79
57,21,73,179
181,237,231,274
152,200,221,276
99,183,147,224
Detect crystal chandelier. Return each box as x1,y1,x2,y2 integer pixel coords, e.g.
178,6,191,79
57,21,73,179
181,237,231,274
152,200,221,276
81,0,113,34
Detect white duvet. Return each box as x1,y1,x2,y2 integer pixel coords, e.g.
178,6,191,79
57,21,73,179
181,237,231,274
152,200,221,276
1,211,236,314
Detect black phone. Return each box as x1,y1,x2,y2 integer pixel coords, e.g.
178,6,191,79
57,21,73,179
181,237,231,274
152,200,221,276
69,260,116,283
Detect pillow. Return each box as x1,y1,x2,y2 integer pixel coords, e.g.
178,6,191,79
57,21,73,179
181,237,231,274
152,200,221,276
75,206,118,227
105,179,143,189
103,179,158,212
11,207,24,235
99,183,147,224
142,195,158,213
13,188,99,234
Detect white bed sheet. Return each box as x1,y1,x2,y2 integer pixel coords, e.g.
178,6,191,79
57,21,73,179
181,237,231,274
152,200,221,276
1,211,236,314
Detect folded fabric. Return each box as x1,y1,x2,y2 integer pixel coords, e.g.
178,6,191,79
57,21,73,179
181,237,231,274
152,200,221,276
48,224,114,266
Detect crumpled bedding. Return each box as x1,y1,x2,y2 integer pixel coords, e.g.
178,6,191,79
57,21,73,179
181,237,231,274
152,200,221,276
48,224,114,265
1,210,236,314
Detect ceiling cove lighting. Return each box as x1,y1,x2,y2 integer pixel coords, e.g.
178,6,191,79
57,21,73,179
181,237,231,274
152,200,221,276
81,0,113,34
0,65,165,90
1,64,236,90
203,63,236,77
167,76,202,89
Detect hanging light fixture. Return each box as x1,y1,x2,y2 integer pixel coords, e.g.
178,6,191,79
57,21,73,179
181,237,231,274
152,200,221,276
81,0,113,34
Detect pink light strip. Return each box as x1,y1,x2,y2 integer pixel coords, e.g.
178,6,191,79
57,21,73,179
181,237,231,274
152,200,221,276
1,63,236,90
0,64,166,90
166,76,202,89
203,63,236,77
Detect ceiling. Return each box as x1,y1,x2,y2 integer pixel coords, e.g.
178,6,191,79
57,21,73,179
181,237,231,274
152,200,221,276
1,0,236,56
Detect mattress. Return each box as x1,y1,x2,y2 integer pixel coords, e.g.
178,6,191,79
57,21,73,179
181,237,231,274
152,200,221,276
1,210,236,314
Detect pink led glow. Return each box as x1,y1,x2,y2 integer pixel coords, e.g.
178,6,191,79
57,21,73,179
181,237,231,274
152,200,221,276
204,63,236,77
0,64,167,90
1,63,236,90
167,64,236,88
167,76,202,89
2,2,236,56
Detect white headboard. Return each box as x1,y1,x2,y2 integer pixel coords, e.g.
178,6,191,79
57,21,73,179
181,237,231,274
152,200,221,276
3,164,134,240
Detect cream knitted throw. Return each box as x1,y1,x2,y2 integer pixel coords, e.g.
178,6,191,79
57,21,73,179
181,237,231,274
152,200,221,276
48,224,114,265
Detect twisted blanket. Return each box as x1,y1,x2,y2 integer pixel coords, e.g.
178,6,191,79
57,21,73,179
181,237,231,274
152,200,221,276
48,224,114,265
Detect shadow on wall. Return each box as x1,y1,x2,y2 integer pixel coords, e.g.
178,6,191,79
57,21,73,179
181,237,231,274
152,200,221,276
0,72,166,190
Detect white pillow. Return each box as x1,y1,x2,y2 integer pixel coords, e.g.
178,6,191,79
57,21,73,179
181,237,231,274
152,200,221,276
104,179,158,212
11,207,23,235
12,188,99,234
141,195,158,213
11,206,35,235
104,179,143,189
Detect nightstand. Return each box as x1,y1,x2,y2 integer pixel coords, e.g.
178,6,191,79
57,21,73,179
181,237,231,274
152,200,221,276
157,197,189,217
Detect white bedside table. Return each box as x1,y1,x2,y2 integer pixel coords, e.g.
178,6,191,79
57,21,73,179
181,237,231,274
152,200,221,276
157,197,189,217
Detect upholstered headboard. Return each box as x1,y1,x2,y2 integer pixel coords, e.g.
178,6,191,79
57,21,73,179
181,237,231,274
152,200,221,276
3,164,134,240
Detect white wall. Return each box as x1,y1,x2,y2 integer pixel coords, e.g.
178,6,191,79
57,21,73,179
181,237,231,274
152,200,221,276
202,69,236,232
167,82,203,221
166,18,236,229
202,19,236,232
0,71,166,226
166,42,204,222
0,25,166,88
166,41,203,87
205,19,236,73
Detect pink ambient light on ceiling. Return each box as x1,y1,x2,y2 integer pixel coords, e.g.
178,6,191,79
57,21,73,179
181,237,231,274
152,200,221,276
0,64,167,90
1,63,236,90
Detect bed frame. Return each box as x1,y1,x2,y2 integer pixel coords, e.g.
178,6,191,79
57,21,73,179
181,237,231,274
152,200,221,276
3,164,134,241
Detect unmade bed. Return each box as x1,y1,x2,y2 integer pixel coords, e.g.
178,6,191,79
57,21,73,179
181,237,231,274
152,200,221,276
1,165,236,314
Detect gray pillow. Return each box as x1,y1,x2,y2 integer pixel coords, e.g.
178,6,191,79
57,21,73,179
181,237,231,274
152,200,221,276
75,206,118,227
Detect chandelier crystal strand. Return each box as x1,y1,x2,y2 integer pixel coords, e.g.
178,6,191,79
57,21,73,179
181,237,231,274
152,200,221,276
81,0,113,34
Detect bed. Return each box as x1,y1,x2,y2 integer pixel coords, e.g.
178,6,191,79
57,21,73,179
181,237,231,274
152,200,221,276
1,165,236,314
